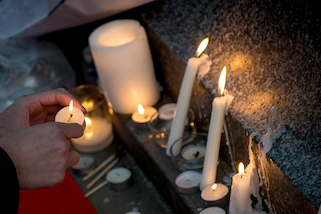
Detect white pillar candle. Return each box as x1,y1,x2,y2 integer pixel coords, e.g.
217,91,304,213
166,38,209,156
201,183,229,207
200,67,227,190
131,104,157,123
72,117,114,153
55,100,85,126
89,19,160,114
229,162,251,214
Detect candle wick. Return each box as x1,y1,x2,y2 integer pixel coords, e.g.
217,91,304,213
193,151,200,158
67,114,73,122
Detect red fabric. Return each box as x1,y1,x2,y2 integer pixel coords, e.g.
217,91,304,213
18,171,97,214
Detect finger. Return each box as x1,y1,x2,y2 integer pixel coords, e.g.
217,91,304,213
59,123,84,139
67,151,80,167
25,88,87,114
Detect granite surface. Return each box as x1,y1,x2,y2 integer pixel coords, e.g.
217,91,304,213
140,0,321,209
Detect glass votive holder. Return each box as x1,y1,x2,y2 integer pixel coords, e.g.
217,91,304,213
148,103,196,148
170,133,208,172
68,84,114,153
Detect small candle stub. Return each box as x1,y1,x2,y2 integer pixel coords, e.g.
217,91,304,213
55,100,85,126
71,155,95,176
201,183,229,207
158,103,176,120
106,167,132,191
199,207,226,214
181,145,206,160
175,171,202,194
131,105,157,124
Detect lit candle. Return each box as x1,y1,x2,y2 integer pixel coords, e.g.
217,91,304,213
131,104,157,123
201,183,229,207
175,171,202,194
181,145,206,160
71,116,114,153
229,162,251,214
200,67,227,190
166,38,209,156
89,19,160,114
55,100,85,126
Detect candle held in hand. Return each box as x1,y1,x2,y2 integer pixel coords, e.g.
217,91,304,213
55,100,85,126
229,162,251,214
200,67,227,190
166,38,209,156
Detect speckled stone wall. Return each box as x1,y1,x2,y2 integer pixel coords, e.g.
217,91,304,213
140,0,320,212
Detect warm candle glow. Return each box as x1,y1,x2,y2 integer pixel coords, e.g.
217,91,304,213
138,104,145,115
238,162,245,178
212,183,218,191
69,100,74,112
82,100,94,111
84,117,94,139
218,66,227,96
196,37,209,57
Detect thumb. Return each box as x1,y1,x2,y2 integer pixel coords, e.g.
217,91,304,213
58,123,84,139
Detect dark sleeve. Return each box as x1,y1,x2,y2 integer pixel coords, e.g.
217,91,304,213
0,147,19,214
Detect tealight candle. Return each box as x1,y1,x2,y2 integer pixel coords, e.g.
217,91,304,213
200,67,227,190
201,183,229,207
71,154,95,176
166,38,209,156
199,207,226,214
72,116,114,153
55,100,85,126
181,145,206,160
106,167,132,191
131,104,157,124
229,162,251,214
175,171,202,194
158,103,176,120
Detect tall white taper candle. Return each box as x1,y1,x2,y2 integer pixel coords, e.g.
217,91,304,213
200,67,227,190
166,38,209,156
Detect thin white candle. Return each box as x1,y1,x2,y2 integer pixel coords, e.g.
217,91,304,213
229,162,251,214
166,38,209,156
200,67,227,190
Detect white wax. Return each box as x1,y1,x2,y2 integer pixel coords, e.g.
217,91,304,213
200,96,227,190
55,106,85,126
89,19,160,114
158,103,176,120
229,173,251,214
200,207,226,214
72,155,95,170
72,117,113,153
131,106,157,123
175,171,202,189
181,145,206,160
166,57,201,156
107,167,131,184
201,183,229,201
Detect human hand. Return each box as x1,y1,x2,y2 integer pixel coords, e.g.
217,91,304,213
0,122,83,189
0,88,86,138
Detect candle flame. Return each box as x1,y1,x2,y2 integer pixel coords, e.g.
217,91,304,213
218,66,227,96
212,183,217,191
238,162,245,178
138,104,145,115
69,100,74,112
196,37,209,57
84,117,93,139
